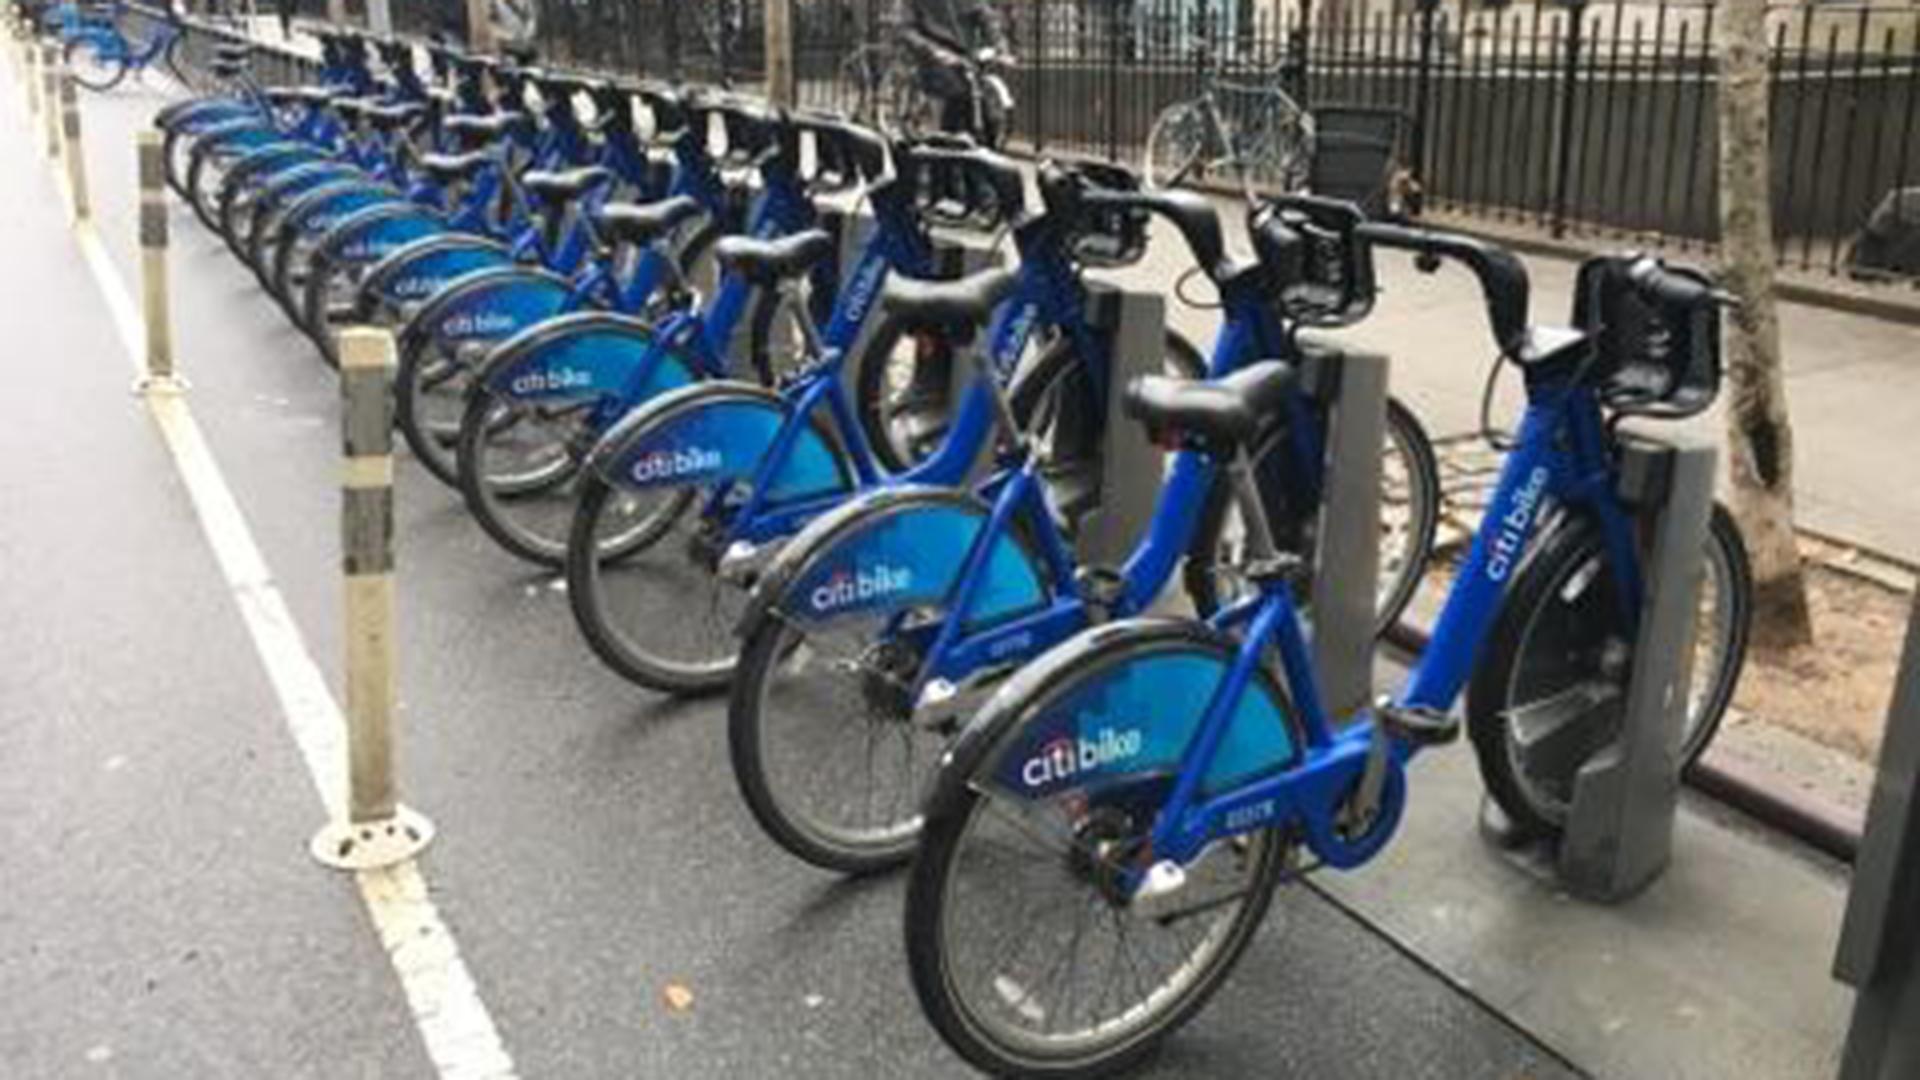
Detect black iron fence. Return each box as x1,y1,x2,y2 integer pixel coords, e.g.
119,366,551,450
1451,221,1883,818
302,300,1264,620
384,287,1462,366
358,1,1920,281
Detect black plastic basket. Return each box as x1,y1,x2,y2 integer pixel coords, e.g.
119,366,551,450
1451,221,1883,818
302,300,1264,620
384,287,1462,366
1573,256,1722,420
1065,161,1151,269
1258,193,1376,328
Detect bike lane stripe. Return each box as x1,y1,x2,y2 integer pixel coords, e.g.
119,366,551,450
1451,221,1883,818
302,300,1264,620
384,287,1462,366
64,196,519,1080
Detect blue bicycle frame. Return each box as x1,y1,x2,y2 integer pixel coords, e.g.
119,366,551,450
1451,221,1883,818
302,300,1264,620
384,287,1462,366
1133,352,1641,878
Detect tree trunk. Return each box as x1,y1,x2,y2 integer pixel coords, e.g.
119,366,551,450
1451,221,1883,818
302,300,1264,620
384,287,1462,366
1717,0,1813,652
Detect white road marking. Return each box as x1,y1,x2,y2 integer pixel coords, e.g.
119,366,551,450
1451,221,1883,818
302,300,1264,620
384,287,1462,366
55,111,518,1080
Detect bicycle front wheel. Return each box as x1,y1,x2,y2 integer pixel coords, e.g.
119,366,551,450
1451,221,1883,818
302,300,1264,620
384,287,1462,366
907,769,1291,1077
1465,503,1752,836
65,36,127,92
1143,100,1216,190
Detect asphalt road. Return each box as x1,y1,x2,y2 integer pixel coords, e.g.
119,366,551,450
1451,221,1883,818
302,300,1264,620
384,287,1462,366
0,79,1584,1079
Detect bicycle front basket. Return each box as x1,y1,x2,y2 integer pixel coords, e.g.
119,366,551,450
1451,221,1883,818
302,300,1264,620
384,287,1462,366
1573,255,1722,420
1065,161,1151,269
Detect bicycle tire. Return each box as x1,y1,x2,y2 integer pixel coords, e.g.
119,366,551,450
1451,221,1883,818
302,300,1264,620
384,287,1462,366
1184,396,1441,639
725,489,1053,874
903,629,1295,1076
64,36,127,92
1143,99,1214,191
1464,503,1752,837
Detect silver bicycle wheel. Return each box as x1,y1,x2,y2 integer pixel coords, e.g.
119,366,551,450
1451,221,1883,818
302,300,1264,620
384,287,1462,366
1143,99,1215,190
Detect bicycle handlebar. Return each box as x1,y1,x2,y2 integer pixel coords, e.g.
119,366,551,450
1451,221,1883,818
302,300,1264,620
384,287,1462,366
903,140,1028,222
1356,221,1531,358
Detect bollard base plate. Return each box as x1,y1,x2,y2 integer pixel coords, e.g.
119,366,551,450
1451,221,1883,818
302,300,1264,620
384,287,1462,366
310,805,435,871
131,374,191,397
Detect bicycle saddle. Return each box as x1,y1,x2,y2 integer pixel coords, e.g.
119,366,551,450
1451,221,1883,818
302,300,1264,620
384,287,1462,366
364,102,428,133
443,112,527,148
714,230,837,287
264,86,346,109
1124,361,1296,449
214,43,252,63
881,266,1020,329
418,149,494,185
523,166,613,205
594,196,703,247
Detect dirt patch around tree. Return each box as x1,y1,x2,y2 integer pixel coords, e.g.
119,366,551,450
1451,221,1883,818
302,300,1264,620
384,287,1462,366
1724,552,1914,763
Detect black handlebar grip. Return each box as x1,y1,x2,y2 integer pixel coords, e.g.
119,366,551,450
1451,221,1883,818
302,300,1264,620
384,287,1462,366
1357,221,1533,358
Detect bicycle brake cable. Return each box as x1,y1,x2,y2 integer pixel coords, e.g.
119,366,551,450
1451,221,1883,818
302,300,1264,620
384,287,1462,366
1479,352,1516,452
1173,266,1221,311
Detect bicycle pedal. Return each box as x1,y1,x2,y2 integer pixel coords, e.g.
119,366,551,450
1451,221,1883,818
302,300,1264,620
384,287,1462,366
1378,703,1461,748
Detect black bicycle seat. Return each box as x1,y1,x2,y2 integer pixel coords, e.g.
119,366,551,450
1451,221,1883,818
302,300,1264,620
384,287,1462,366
263,86,339,110
1124,361,1296,449
364,102,428,133
443,111,526,147
418,150,493,185
523,166,613,206
714,230,837,287
595,196,703,248
881,267,1020,329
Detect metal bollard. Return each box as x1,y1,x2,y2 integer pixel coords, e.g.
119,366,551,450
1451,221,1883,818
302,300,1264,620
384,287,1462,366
310,328,435,872
132,132,186,395
58,69,88,221
40,44,59,157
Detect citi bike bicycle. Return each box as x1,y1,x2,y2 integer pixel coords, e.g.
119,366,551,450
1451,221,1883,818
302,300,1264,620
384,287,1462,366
725,175,1442,874
898,229,1751,1076
562,143,1220,695
448,105,856,567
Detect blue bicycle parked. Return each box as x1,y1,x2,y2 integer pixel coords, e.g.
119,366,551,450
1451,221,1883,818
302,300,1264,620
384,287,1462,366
60,1,185,92
564,143,1346,697
898,229,1751,1076
725,171,1442,873
448,103,848,566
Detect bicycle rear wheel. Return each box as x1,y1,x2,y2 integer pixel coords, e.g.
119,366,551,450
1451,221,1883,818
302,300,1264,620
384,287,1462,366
905,628,1296,1075
64,36,127,92
1465,504,1752,836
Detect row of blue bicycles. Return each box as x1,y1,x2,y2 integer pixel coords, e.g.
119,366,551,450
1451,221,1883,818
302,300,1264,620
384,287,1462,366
151,23,1753,1077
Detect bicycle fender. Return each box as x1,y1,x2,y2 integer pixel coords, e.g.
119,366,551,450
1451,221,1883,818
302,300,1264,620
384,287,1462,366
923,619,1308,832
585,382,852,503
192,119,285,159
398,266,573,354
476,312,680,404
317,205,446,267
741,487,1048,632
156,99,256,133
220,142,323,194
279,182,406,240
357,236,513,317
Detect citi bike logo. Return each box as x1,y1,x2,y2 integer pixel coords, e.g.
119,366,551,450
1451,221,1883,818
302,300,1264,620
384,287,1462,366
1020,727,1146,789
443,310,520,337
630,445,721,483
509,367,593,396
809,564,913,612
1487,465,1551,583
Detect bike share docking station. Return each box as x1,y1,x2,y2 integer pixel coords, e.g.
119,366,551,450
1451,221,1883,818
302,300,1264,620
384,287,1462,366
1481,434,1720,902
